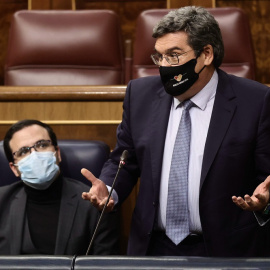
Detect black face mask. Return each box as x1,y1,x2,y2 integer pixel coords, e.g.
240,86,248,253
159,58,205,97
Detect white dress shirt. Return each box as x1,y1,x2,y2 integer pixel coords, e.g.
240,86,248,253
157,70,218,233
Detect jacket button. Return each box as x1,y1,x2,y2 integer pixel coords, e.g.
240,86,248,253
153,202,156,206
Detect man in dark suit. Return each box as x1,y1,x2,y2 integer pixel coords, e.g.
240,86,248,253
82,6,270,256
0,119,119,255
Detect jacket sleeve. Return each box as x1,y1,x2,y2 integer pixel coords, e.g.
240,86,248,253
99,80,140,204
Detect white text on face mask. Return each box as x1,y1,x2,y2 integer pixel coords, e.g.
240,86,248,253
173,78,189,87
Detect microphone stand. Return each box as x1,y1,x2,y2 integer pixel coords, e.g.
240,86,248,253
86,150,128,255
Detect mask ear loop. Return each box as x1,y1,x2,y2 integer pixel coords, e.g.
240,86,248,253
195,51,206,75
198,65,206,74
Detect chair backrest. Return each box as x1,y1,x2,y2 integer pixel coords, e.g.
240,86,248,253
4,10,125,86
132,7,256,80
0,139,110,187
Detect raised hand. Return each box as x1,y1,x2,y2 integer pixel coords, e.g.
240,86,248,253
232,176,270,212
81,168,114,211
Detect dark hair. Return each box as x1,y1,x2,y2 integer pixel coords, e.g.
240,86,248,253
4,119,58,163
152,6,224,68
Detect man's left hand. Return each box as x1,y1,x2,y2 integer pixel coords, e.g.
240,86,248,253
232,175,270,212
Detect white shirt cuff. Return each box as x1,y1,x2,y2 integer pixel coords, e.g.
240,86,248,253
106,185,119,205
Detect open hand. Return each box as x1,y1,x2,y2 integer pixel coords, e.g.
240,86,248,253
81,168,115,212
232,176,270,212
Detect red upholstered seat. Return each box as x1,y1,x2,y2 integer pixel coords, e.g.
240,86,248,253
4,10,125,85
132,8,256,80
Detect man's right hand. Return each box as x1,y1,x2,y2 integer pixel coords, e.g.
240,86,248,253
81,168,115,212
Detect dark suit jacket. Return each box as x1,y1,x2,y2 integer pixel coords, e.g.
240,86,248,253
100,69,270,256
0,177,119,255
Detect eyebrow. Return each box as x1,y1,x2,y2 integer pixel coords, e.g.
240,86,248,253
154,46,185,54
17,139,48,150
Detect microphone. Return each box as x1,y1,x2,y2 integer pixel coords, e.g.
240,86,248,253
119,149,128,169
85,150,128,255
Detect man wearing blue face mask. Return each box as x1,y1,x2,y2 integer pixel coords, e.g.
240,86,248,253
81,6,270,257
0,119,119,255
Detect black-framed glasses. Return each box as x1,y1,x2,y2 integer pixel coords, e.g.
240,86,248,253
151,49,194,66
13,140,53,159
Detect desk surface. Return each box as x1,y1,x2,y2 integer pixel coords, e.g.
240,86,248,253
1,255,270,269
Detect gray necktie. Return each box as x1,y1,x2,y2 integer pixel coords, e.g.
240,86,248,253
166,99,194,245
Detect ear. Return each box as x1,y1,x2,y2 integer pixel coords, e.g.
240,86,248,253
56,146,62,163
202,44,214,66
9,162,20,177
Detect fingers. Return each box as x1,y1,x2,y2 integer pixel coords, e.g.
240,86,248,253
91,197,114,212
80,168,115,212
94,197,114,211
82,192,91,200
232,195,254,211
232,194,264,211
81,168,98,185
232,196,246,208
81,191,114,211
105,200,115,212
81,191,98,203
244,194,256,208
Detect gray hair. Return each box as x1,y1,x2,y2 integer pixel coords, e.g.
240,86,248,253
152,6,224,68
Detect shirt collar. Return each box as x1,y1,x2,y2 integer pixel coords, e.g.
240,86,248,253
173,70,218,110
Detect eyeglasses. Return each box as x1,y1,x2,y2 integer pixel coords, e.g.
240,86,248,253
151,49,194,66
13,140,53,159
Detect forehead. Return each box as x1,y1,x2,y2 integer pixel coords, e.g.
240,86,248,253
9,124,50,151
155,31,190,52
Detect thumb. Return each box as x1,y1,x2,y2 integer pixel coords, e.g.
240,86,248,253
81,168,98,185
264,175,270,190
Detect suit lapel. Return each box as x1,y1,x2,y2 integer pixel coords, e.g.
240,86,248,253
150,84,172,201
54,179,78,254
10,188,27,254
200,70,236,189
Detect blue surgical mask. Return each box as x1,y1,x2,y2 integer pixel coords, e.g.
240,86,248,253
14,151,60,190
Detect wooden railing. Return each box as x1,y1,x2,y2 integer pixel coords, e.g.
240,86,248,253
0,85,126,149
0,85,126,101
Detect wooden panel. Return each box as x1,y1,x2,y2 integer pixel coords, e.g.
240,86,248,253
0,101,122,121
0,85,126,148
29,0,73,9
167,0,215,8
